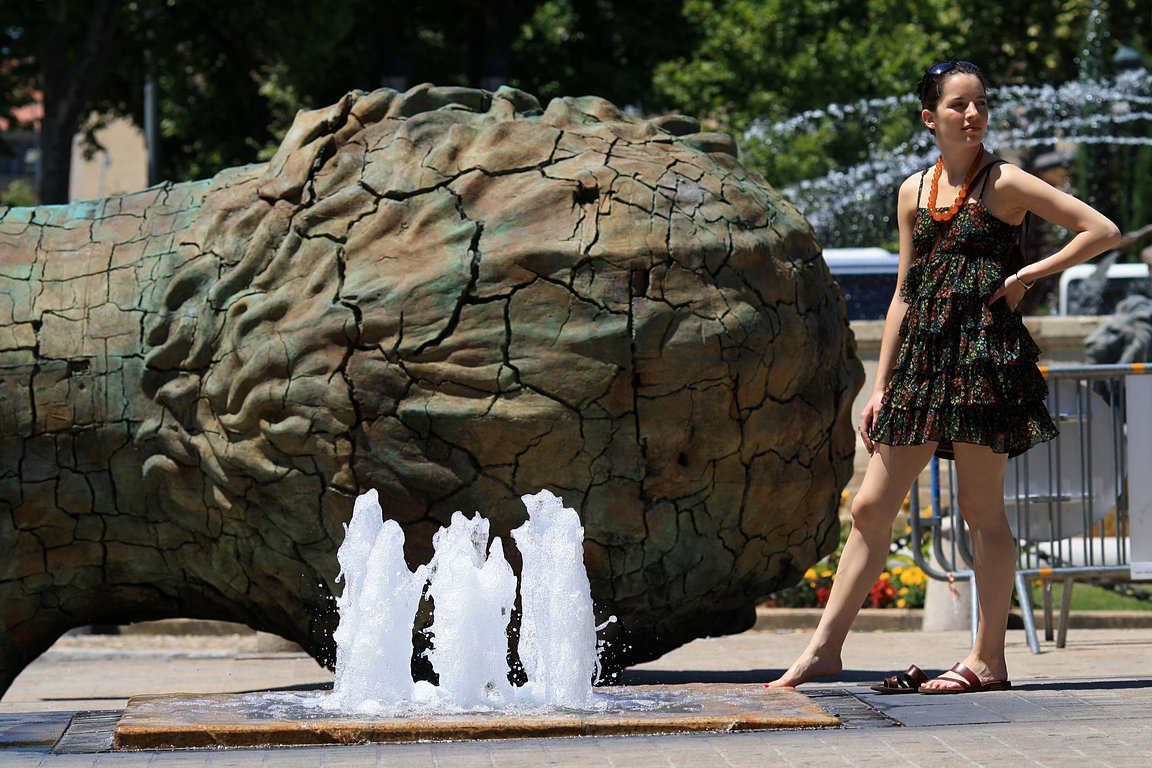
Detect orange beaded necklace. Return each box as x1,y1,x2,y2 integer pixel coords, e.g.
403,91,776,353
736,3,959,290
928,145,985,222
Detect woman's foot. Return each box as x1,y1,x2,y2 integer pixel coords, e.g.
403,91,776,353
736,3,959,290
765,652,843,688
919,656,1008,693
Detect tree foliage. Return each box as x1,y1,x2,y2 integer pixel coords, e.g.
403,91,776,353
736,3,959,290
2,0,545,198
2,0,1150,225
650,0,1150,126
508,0,698,108
650,0,1151,184
2,0,121,204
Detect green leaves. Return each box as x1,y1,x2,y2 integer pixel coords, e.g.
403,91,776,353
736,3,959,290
3,0,1149,215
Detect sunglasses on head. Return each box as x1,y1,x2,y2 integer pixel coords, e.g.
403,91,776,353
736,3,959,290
926,60,979,76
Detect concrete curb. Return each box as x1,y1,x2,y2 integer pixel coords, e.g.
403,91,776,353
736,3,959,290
755,607,922,631
116,619,254,636
97,620,302,652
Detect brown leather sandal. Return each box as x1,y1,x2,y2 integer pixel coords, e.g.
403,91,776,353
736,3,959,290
870,664,930,694
919,662,1011,695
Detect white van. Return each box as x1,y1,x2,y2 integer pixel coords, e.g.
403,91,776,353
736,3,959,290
823,247,900,321
1057,262,1151,315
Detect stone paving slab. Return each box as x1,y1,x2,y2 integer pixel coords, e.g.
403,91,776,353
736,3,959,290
857,676,1152,728
52,712,118,755
0,712,73,750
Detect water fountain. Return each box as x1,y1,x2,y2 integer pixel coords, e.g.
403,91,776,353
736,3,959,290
111,490,838,749
322,488,602,714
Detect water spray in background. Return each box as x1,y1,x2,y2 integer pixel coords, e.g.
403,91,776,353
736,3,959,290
746,69,1152,248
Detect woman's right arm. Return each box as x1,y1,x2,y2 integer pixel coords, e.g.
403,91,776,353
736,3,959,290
859,173,921,454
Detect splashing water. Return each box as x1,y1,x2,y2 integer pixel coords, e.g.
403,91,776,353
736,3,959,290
319,489,608,715
423,511,518,708
326,491,427,709
514,491,602,707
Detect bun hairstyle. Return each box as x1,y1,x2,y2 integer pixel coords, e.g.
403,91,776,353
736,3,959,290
916,60,989,112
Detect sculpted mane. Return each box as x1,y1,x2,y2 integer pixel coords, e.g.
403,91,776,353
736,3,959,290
136,83,776,526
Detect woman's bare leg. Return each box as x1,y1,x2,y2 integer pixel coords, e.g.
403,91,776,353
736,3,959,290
766,442,937,688
920,443,1014,691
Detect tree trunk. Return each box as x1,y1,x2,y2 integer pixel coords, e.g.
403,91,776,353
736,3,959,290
36,0,121,204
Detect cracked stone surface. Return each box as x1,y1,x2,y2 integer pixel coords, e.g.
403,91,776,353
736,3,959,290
0,84,863,696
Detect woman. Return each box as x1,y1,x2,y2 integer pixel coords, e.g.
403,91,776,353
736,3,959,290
767,60,1121,694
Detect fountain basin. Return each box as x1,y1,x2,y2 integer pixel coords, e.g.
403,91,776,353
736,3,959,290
112,684,838,749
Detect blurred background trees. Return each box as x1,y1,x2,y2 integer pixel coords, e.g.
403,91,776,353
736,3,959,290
2,0,1149,251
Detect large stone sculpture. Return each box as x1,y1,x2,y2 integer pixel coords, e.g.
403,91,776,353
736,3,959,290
0,84,862,695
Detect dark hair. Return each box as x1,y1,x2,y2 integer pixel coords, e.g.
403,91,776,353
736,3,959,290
916,61,989,112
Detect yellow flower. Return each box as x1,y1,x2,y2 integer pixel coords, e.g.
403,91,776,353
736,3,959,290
804,568,818,580
891,566,904,576
879,572,891,581
897,598,907,608
899,566,926,587
899,586,909,596
840,489,851,506
818,570,832,579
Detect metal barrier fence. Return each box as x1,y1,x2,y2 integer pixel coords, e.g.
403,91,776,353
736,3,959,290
908,363,1152,653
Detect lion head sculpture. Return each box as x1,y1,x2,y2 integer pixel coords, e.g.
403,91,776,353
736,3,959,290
1,84,862,693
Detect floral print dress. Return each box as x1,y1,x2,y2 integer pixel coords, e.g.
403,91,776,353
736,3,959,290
870,164,1059,459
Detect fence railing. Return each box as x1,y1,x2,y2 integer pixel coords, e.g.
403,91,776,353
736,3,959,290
908,363,1152,653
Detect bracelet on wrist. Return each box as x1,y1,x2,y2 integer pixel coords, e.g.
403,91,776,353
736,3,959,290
1015,271,1036,290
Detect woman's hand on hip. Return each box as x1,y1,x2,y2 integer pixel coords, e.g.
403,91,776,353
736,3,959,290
988,273,1029,311
859,391,884,455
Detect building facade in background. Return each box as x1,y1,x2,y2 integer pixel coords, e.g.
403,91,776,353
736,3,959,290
2,92,147,204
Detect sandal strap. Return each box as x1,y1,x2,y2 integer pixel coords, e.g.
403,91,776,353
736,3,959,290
883,664,929,690
905,664,929,686
946,663,981,689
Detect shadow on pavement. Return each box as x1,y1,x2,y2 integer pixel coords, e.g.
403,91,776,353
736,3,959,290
1010,678,1152,692
620,669,888,685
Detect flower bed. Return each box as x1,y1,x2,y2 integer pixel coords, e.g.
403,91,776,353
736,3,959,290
763,491,929,610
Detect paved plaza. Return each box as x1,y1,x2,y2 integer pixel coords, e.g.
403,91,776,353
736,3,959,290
2,618,1151,767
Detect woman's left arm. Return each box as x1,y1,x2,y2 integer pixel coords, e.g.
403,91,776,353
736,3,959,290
988,164,1122,307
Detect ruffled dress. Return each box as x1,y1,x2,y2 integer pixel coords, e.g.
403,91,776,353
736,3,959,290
869,167,1059,459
